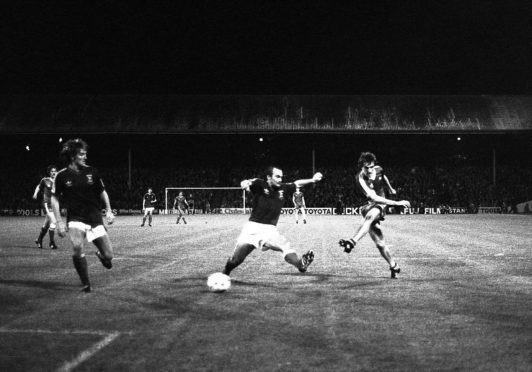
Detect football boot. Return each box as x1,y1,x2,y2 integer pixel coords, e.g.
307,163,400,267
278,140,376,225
298,250,315,273
390,264,401,279
338,238,356,253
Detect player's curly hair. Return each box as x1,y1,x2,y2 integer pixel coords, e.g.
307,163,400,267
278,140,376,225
46,164,57,175
357,152,377,169
60,138,88,164
264,165,282,178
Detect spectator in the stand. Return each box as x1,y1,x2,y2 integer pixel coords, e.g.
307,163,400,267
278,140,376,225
188,194,195,214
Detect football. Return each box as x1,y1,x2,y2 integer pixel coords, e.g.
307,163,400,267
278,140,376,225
207,272,231,293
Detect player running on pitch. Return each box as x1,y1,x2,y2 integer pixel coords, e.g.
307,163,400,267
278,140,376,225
32,165,59,249
222,166,323,277
338,152,410,278
292,186,307,224
141,188,157,227
51,138,115,293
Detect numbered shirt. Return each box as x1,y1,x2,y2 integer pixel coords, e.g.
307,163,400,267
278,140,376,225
53,166,105,227
248,178,296,226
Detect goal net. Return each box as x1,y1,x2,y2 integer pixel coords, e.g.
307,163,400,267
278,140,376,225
164,187,248,214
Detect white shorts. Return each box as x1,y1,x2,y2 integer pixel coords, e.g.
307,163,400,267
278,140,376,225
236,221,294,255
68,222,107,242
144,207,155,213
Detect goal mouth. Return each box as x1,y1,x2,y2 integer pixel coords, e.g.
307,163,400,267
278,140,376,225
164,187,247,214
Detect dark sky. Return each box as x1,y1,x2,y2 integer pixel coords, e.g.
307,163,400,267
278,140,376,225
1,1,531,95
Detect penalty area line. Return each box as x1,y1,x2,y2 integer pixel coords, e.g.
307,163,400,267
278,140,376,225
56,331,121,372
0,328,122,372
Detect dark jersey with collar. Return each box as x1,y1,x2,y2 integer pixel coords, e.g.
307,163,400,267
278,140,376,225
248,178,296,226
174,195,187,209
143,193,157,208
355,165,386,201
38,177,54,204
293,191,304,207
52,166,105,227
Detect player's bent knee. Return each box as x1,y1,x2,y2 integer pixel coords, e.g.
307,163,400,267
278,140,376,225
282,248,296,259
72,246,83,256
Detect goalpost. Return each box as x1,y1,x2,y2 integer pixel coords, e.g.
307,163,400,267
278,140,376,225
164,187,246,214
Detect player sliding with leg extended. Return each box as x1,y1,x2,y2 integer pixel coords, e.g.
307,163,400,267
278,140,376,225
51,139,116,293
292,186,307,224
222,166,323,277
32,165,59,249
339,152,410,278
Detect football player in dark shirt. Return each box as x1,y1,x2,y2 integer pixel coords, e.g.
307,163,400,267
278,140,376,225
141,188,157,227
32,165,58,249
173,191,189,224
339,152,410,278
221,166,323,278
51,139,115,293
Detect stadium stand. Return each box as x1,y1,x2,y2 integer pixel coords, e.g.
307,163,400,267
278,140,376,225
3,164,531,214
1,95,531,133
1,95,530,215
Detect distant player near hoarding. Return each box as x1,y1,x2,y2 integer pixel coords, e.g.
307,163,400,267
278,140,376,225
338,152,410,278
173,191,189,224
32,165,59,249
292,186,307,224
51,138,115,293
221,166,323,278
141,188,157,227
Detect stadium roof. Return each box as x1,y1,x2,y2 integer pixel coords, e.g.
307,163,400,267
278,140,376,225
1,95,531,134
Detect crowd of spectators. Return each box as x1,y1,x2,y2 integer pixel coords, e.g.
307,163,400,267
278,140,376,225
5,164,531,214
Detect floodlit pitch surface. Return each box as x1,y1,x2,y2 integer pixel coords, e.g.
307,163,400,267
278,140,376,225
0,214,531,371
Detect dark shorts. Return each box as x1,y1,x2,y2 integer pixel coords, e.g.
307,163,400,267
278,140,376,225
360,202,386,222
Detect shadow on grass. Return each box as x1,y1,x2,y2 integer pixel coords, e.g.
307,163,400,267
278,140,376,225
170,276,293,290
0,278,74,291
4,245,49,250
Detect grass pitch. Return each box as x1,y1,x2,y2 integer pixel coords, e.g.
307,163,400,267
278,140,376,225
1,214,531,371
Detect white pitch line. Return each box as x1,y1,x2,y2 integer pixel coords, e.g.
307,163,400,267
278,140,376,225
56,331,120,372
0,328,123,372
0,328,109,335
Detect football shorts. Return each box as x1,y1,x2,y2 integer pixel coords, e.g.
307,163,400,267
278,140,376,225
360,202,386,221
68,222,107,242
144,207,155,213
236,221,292,253
42,202,57,224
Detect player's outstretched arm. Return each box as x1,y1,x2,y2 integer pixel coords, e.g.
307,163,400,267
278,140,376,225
294,172,323,187
32,184,40,200
240,178,258,191
383,175,397,195
367,191,410,208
